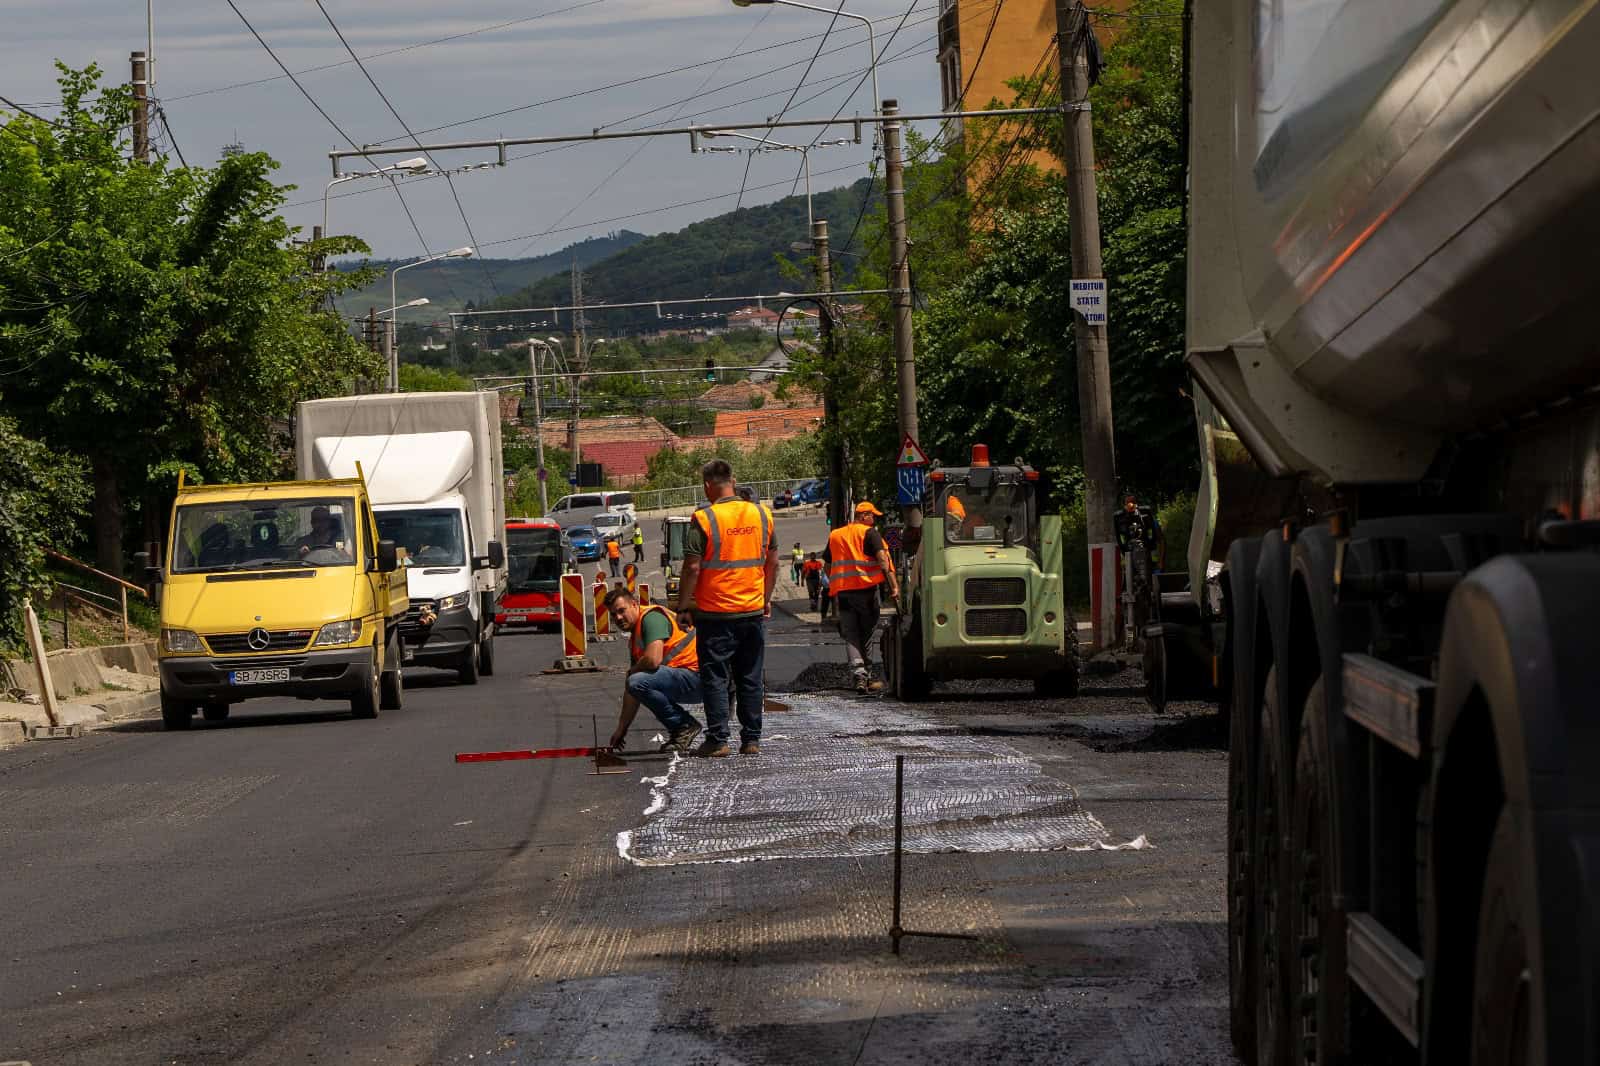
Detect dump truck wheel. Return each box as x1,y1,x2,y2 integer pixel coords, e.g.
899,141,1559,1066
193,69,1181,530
1471,809,1538,1065
1253,677,1291,1065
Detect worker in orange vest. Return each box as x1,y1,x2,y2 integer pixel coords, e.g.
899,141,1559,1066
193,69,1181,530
676,459,778,757
825,500,901,693
604,586,704,754
605,533,622,578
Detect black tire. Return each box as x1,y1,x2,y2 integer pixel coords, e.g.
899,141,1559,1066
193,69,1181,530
899,612,931,702
1145,634,1169,712
1290,678,1350,1065
351,646,381,719
1471,809,1539,1065
201,704,230,722
478,633,496,676
881,621,900,697
160,689,194,731
1228,663,1259,1063
380,638,404,711
1253,671,1292,1066
457,642,480,686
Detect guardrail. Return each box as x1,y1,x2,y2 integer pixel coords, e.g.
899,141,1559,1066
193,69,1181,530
46,550,148,646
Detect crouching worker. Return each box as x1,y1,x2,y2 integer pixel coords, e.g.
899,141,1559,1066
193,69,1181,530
605,587,704,754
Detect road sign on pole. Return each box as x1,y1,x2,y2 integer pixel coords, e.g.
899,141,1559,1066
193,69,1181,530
896,465,926,505
896,435,929,467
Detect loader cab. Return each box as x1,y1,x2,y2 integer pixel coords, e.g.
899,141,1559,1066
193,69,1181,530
931,445,1041,553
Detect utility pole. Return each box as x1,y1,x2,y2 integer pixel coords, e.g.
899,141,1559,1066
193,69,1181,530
384,319,398,393
130,51,149,162
310,224,324,275
882,99,920,534
365,307,380,394
529,340,549,515
813,218,848,528
568,262,584,482
1055,0,1118,650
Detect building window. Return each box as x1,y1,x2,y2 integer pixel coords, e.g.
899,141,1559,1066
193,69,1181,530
939,49,961,110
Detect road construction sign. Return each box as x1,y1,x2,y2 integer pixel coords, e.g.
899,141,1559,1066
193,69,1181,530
638,582,651,605
560,574,588,660
897,435,929,467
624,562,638,593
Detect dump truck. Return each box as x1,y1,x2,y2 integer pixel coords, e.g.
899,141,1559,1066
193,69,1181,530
150,475,409,729
1172,4,1600,1063
881,445,1076,700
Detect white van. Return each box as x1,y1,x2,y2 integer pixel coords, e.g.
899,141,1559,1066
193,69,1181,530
548,490,634,525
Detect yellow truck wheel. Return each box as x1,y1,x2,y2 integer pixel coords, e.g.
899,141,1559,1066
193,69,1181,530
351,645,381,719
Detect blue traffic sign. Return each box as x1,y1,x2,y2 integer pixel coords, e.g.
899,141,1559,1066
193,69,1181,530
896,465,925,505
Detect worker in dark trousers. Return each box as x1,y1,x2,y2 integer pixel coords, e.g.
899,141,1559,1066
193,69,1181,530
824,501,901,693
606,535,622,578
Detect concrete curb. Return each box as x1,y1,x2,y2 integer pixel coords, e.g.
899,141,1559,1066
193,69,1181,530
0,690,162,750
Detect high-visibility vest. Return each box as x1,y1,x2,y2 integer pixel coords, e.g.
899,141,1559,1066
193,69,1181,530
606,539,621,559
632,529,643,545
827,522,887,593
629,604,698,671
690,497,772,613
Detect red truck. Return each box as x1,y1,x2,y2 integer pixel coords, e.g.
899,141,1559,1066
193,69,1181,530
495,518,566,630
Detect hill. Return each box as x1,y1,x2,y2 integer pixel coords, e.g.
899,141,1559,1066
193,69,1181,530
333,230,647,319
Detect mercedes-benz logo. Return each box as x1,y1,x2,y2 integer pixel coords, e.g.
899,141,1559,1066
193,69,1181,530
246,627,272,651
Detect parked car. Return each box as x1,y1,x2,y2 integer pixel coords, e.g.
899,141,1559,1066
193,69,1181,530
590,509,637,546
772,490,795,509
564,525,603,562
547,490,636,528
795,478,828,505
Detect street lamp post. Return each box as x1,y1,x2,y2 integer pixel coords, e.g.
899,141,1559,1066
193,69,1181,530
699,131,851,233
322,157,429,244
731,1,878,133
389,248,473,392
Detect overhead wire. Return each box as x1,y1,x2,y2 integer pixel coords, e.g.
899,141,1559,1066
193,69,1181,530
310,0,497,298
222,0,435,257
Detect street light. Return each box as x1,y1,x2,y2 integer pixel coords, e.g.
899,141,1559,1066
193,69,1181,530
731,0,878,132
701,129,837,232
322,157,428,245
377,296,430,316
389,247,473,391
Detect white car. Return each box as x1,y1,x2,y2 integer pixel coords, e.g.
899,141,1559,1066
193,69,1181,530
591,509,637,547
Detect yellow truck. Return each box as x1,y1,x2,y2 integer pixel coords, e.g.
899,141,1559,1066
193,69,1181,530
148,476,409,730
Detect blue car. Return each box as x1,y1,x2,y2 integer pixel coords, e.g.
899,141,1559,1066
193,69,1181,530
565,525,603,562
795,478,828,505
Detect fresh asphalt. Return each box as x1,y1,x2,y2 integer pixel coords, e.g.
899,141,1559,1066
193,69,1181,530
0,508,837,1066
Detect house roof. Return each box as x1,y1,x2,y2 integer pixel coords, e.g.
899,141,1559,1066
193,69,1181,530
712,406,824,441
698,379,819,411
577,439,670,481
530,415,679,449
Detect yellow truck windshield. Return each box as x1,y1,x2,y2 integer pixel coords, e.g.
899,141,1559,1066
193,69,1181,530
173,497,358,573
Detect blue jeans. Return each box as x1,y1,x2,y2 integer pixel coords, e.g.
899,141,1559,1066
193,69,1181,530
625,666,704,734
696,615,766,745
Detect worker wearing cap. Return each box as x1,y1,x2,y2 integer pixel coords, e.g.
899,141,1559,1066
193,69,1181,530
824,501,900,693
677,458,779,757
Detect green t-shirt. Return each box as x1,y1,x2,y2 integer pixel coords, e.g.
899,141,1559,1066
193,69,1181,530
683,500,777,620
636,607,673,649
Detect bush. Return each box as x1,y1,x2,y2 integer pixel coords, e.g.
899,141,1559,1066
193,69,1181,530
0,416,89,652
1058,499,1091,613
1157,491,1196,572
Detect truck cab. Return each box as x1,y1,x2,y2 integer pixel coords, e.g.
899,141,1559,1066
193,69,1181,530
152,476,408,730
883,446,1077,700
496,518,566,630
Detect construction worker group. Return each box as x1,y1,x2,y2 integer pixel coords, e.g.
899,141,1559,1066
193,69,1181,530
607,463,900,757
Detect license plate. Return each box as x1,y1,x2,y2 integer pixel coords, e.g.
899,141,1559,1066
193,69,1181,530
228,667,290,685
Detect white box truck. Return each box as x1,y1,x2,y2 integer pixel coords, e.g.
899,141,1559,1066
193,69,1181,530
295,392,507,684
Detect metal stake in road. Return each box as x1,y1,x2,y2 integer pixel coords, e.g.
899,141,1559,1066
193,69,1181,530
813,219,849,529
883,100,921,536
1055,0,1119,651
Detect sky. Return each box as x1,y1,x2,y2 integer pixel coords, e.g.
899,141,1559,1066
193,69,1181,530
1,0,952,267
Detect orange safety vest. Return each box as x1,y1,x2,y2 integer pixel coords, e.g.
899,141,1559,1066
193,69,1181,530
629,604,699,671
690,497,772,613
606,539,621,559
827,522,887,594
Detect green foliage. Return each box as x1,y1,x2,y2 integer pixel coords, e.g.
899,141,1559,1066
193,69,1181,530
398,364,472,392
1157,491,1196,572
0,414,89,650
0,65,381,570
643,435,820,491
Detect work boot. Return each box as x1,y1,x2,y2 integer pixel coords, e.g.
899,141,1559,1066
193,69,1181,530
863,679,885,694
697,738,732,758
660,724,702,754
739,741,761,756
853,669,870,694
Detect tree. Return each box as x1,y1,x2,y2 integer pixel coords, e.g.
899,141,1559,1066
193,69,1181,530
0,65,380,574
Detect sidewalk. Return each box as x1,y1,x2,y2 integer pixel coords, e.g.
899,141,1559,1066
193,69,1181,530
450,628,1235,1064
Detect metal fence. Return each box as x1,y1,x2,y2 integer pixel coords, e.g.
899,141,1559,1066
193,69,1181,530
629,478,821,515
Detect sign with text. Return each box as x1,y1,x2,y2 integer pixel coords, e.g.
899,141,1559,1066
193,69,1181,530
1070,278,1108,325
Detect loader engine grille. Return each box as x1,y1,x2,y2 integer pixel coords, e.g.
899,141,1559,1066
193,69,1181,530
964,608,1028,638
963,577,1026,606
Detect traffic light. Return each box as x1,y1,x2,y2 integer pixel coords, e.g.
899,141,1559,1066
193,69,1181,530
704,358,716,383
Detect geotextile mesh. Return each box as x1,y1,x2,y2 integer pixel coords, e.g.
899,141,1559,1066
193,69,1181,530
618,695,1146,866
